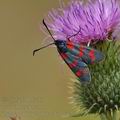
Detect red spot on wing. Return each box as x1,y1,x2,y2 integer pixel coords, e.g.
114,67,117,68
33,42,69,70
60,53,68,59
67,41,74,49
89,49,95,61
79,51,83,57
78,46,84,57
69,60,78,68
76,70,82,77
76,68,89,77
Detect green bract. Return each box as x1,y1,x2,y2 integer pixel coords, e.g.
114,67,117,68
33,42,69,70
71,41,120,120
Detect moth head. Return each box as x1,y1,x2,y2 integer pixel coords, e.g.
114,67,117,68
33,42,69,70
55,40,67,52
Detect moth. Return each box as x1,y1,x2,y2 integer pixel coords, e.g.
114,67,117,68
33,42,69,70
33,19,104,83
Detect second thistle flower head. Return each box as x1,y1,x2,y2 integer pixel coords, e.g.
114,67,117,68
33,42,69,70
46,0,120,44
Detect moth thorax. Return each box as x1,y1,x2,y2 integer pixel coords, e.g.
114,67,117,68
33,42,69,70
55,40,67,53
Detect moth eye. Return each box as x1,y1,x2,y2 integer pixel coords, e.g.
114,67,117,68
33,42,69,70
61,43,64,46
62,43,65,45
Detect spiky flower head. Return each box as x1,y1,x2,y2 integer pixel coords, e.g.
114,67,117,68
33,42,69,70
45,0,120,120
71,42,120,118
47,0,120,43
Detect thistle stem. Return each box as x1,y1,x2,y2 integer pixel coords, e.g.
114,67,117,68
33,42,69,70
100,111,120,120
100,114,107,120
112,110,119,120
106,111,112,120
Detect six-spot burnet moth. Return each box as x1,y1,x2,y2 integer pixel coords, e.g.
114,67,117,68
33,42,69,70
33,19,104,83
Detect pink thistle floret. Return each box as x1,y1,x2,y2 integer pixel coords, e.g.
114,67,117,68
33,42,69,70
46,0,120,44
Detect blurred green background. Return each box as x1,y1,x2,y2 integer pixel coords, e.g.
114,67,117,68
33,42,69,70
0,0,99,120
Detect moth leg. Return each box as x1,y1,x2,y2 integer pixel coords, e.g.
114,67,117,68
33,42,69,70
87,40,91,47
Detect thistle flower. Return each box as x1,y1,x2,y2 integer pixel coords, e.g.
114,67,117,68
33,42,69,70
47,0,120,43
46,0,120,120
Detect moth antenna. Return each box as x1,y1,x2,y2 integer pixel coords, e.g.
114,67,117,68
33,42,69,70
68,27,81,40
33,19,56,56
40,23,49,35
33,42,55,56
43,19,56,41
